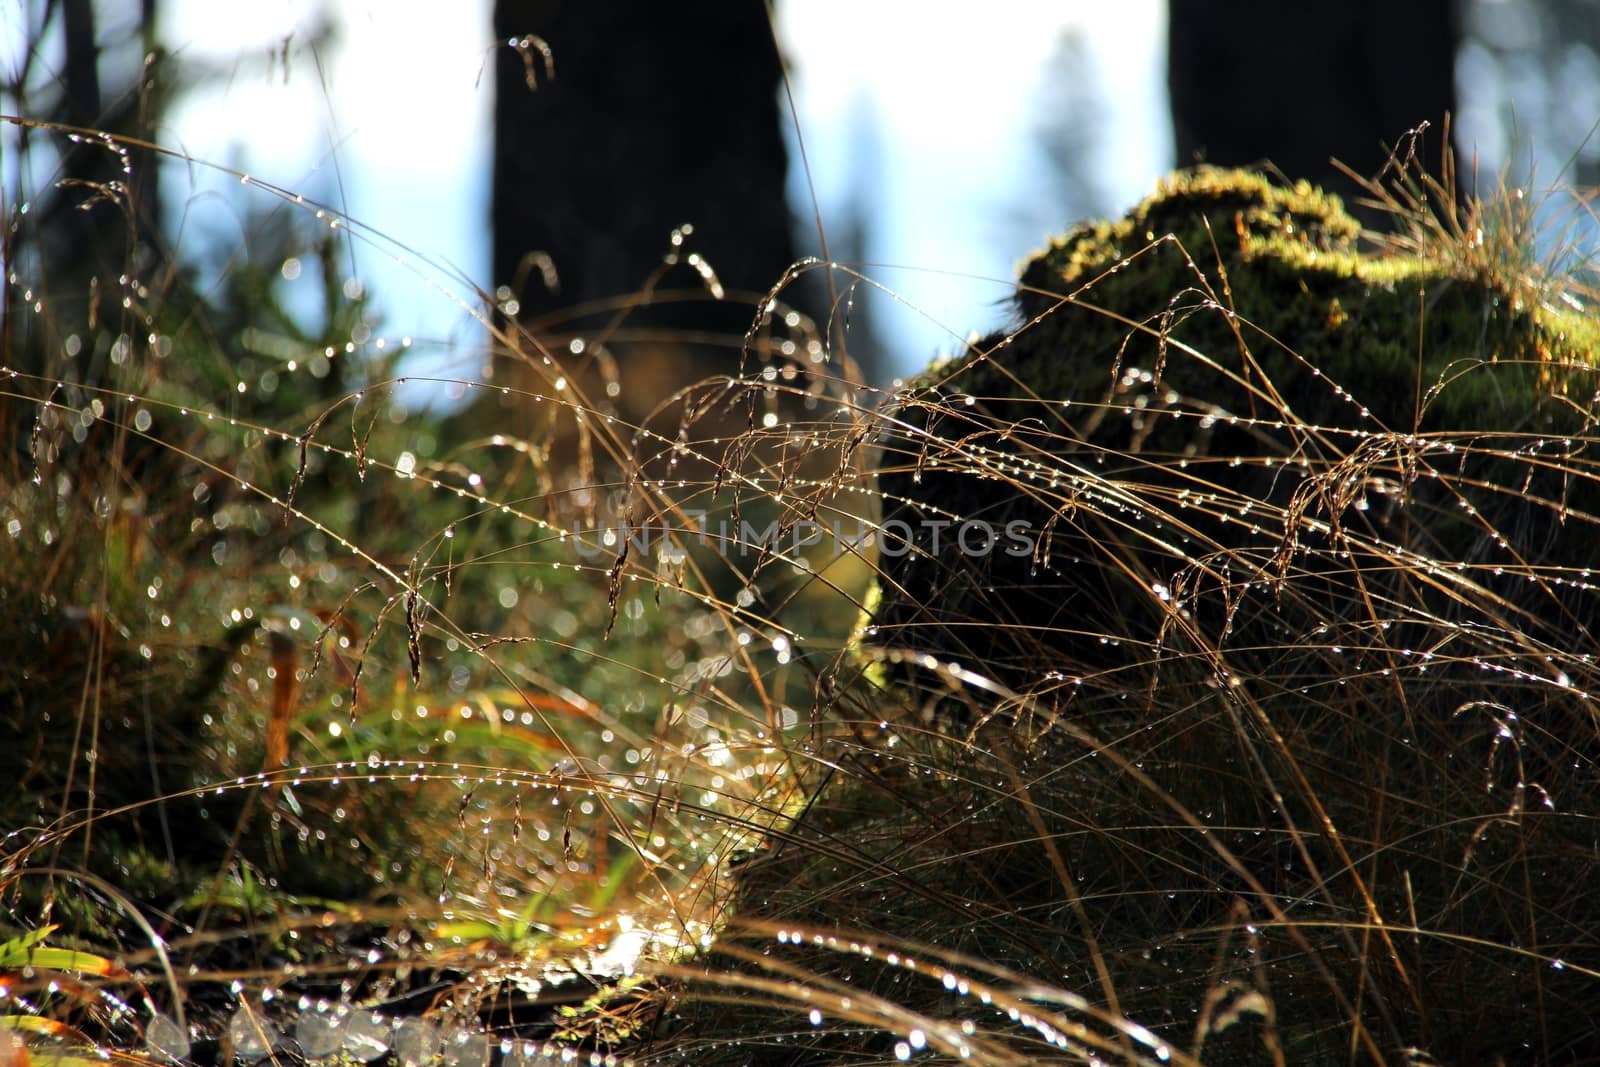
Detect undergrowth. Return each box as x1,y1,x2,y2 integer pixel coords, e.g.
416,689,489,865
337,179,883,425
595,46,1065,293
4,57,1600,1067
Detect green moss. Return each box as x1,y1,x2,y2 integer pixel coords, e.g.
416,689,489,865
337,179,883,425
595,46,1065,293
987,165,1598,440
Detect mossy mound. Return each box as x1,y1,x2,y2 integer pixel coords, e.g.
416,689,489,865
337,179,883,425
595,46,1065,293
1011,166,1592,436
872,165,1600,694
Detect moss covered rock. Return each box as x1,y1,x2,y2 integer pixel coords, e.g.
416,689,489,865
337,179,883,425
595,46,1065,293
872,166,1600,696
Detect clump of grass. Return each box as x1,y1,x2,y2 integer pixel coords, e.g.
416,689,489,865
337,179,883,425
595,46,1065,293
7,92,1600,1067
0,115,842,1062
655,139,1600,1064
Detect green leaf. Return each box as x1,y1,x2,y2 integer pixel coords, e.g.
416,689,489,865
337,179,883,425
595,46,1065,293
0,926,119,976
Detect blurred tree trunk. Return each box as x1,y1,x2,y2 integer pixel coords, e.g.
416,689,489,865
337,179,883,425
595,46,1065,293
62,0,105,124
2,0,165,397
1167,0,1459,213
491,0,800,411
59,0,164,277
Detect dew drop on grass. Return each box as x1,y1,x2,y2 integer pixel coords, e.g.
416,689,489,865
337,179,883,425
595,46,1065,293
228,1007,281,1059
296,1011,346,1058
396,1018,442,1067
146,1013,190,1062
342,1011,390,1061
444,1030,491,1067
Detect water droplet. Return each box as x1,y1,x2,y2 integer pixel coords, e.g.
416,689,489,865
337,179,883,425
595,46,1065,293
444,1031,491,1067
228,1007,281,1059
296,1012,346,1058
396,1018,442,1067
147,1014,190,1062
343,1011,390,1061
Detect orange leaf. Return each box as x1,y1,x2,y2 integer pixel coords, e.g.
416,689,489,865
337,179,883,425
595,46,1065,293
265,631,299,772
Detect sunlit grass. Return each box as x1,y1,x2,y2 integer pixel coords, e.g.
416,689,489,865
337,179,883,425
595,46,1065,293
4,104,1600,1067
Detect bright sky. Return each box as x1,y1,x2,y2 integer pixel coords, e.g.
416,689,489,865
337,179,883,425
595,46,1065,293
158,0,496,399
776,1,1171,375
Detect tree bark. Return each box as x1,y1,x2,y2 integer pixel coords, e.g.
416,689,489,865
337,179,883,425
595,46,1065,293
491,1,796,341
1168,0,1459,212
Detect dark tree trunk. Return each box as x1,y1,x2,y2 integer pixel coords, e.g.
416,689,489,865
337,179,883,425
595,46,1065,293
1168,0,1459,212
491,1,797,358
49,1,165,276
62,0,105,124
56,0,125,308
4,0,165,382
